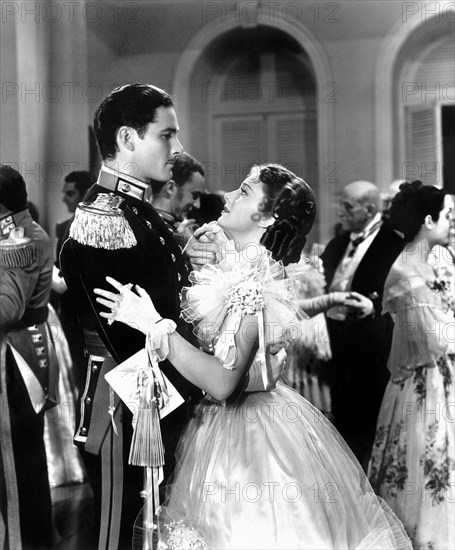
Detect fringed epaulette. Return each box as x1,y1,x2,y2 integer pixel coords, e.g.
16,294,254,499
69,193,137,250
0,227,36,268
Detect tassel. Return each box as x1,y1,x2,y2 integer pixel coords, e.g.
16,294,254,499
129,373,165,468
128,353,168,549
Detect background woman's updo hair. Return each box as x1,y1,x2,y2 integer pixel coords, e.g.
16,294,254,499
389,180,446,242
257,163,316,266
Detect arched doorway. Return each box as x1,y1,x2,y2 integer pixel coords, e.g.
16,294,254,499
173,16,334,242
202,27,317,193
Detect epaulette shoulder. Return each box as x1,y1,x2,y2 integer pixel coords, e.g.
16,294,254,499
0,228,36,268
69,193,137,250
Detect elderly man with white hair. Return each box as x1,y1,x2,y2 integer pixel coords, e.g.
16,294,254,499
321,180,405,470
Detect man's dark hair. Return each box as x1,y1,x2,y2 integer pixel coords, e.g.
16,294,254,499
172,153,205,188
0,165,27,211
94,83,174,160
65,171,92,194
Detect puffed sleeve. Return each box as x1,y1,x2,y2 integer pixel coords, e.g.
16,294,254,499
384,273,453,380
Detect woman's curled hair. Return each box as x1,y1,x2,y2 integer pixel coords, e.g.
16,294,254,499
258,164,316,266
389,180,445,242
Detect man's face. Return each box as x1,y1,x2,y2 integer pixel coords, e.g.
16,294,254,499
131,106,183,183
337,188,371,233
172,172,206,219
62,181,83,213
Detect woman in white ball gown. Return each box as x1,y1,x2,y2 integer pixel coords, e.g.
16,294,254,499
95,164,412,549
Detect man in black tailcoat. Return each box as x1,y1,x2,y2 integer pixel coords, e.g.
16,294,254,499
321,180,404,471
60,84,200,550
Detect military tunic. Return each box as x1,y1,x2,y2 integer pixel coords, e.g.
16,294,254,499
0,208,58,549
52,216,87,392
154,208,190,249
60,166,199,550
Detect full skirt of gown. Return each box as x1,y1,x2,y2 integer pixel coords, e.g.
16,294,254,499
160,382,412,550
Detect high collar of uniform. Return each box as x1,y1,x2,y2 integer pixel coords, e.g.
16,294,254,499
0,208,31,237
97,165,152,203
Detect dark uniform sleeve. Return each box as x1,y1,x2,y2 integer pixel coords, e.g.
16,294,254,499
60,239,147,363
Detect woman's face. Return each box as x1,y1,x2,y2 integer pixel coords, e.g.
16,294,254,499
218,167,269,239
431,195,454,246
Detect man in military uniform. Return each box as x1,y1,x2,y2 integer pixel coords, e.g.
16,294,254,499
60,83,200,550
0,165,58,549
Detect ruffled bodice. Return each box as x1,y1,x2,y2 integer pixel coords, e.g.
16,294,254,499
383,265,455,381
180,245,303,392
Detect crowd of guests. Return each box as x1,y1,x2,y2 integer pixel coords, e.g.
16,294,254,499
0,81,453,550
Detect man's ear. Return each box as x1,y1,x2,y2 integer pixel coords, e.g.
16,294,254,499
116,126,135,152
165,180,177,199
258,215,275,228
